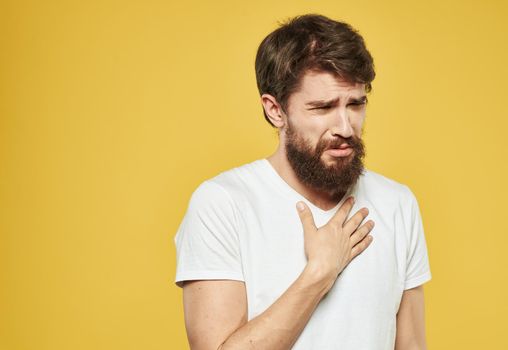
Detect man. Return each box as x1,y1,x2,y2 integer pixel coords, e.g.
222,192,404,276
174,13,432,350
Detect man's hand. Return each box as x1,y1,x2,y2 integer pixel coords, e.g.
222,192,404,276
296,196,374,292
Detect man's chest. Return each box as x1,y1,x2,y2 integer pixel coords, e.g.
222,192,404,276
236,200,407,321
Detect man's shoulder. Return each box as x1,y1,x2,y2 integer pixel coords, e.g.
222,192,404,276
201,158,263,195
188,158,264,207
361,167,414,201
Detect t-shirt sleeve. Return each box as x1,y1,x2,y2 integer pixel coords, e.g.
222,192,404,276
173,180,244,288
402,185,432,290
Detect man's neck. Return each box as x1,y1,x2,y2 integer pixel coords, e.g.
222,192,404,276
265,152,346,211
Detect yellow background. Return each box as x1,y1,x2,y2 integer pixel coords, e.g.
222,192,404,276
1,0,507,349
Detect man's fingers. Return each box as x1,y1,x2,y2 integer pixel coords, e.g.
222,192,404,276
351,234,373,258
350,220,375,246
330,195,355,226
343,207,369,234
296,201,317,233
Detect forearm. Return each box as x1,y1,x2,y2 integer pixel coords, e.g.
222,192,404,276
219,263,334,350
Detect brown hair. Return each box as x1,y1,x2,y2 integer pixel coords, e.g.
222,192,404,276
255,13,376,127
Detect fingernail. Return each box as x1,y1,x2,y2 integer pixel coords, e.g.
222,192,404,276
297,202,305,212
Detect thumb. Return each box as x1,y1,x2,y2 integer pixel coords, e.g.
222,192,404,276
296,201,317,234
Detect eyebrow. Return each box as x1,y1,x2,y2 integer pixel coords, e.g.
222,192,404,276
305,95,368,108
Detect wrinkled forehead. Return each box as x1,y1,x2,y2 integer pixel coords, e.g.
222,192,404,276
288,70,366,108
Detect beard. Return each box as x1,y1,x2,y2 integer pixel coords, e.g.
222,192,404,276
284,119,366,198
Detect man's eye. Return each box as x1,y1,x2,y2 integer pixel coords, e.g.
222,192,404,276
348,102,366,107
318,106,332,110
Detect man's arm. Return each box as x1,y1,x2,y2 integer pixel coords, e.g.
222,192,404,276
182,280,248,350
183,262,332,350
395,285,428,350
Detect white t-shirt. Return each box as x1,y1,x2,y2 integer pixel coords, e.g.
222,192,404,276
174,158,432,349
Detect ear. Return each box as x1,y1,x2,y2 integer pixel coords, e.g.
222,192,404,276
260,93,286,128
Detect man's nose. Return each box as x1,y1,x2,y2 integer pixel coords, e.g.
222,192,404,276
329,107,354,138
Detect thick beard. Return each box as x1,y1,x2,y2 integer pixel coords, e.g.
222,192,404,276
284,119,366,198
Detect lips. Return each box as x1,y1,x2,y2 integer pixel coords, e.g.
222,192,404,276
329,143,350,150
326,147,353,157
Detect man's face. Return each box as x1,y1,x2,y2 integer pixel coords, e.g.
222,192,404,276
281,69,368,196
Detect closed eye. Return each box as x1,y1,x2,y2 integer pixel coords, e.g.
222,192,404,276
311,99,367,111
348,101,366,107
316,102,365,109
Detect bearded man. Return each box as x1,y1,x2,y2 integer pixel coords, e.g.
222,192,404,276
174,13,432,350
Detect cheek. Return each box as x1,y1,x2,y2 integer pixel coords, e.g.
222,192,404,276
298,117,326,140
352,116,365,135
